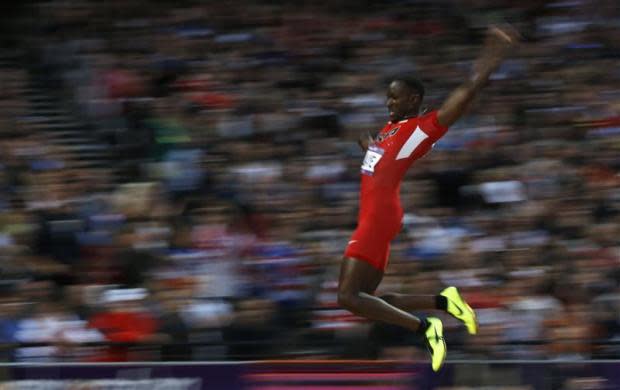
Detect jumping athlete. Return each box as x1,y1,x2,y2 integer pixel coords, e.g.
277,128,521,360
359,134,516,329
338,26,518,371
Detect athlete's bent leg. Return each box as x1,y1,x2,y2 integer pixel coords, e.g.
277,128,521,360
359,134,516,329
338,256,448,371
337,257,425,332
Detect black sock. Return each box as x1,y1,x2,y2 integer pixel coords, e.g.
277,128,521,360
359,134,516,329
435,295,448,311
415,317,429,335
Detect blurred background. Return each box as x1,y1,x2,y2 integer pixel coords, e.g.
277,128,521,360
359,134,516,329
0,0,618,377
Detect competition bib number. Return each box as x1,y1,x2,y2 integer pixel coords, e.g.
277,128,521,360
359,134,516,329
361,145,384,175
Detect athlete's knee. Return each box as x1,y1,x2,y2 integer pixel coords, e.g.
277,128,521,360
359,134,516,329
337,287,361,313
337,291,358,312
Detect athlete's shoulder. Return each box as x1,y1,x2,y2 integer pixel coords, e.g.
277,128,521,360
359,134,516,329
418,109,448,139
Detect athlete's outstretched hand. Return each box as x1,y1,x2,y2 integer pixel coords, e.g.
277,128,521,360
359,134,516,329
437,24,520,128
477,25,520,69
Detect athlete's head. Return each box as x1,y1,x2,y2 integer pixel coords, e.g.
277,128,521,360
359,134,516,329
386,77,424,122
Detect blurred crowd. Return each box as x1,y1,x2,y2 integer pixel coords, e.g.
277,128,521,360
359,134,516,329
0,0,619,363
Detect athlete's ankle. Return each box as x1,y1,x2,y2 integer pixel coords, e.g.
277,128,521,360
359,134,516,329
435,295,448,311
415,317,429,335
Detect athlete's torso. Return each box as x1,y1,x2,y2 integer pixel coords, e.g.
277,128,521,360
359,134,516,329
358,110,448,220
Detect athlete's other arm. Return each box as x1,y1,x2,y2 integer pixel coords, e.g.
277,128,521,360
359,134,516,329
437,25,519,128
358,132,374,151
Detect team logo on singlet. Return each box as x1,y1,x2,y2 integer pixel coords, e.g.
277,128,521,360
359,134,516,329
376,126,400,143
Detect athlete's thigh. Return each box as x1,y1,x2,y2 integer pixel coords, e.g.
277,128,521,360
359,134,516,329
344,222,395,272
339,256,384,295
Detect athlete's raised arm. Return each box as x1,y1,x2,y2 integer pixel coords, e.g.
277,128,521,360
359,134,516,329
437,25,519,128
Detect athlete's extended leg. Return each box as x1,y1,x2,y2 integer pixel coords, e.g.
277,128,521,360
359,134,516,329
379,293,438,311
380,290,478,335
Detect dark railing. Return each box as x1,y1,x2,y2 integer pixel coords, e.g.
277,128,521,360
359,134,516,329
2,360,620,390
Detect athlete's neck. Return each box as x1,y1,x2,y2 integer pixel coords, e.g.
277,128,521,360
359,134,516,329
401,114,419,120
392,113,419,123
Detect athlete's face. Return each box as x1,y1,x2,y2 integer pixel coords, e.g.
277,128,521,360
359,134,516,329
386,81,421,122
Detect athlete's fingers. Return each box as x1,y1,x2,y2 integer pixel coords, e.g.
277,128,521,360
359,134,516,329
494,24,521,44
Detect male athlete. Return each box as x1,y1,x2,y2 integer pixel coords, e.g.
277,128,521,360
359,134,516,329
338,26,518,371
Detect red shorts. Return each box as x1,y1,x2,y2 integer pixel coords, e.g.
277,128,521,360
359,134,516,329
344,218,402,272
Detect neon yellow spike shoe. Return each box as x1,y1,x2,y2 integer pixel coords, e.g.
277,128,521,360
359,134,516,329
424,317,446,372
440,286,478,335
